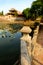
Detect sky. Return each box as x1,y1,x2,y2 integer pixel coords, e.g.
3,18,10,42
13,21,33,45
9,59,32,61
0,0,35,14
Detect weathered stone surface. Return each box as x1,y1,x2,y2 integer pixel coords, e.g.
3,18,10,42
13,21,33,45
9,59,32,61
32,26,39,45
32,25,43,65
21,40,31,65
32,43,43,65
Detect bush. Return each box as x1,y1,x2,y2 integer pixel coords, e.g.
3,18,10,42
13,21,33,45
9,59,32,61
0,11,4,16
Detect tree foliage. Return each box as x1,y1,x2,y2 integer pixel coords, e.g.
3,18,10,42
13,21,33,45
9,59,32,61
22,0,43,20
22,8,30,19
0,11,4,15
30,1,43,19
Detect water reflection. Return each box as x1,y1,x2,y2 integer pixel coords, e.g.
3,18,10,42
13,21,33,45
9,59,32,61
0,30,22,65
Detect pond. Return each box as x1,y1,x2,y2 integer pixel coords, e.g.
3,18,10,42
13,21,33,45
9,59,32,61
0,30,22,65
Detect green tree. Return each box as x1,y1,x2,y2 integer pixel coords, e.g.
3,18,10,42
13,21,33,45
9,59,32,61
30,0,42,19
0,11,4,15
37,0,43,2
22,8,31,19
37,0,43,15
22,0,43,20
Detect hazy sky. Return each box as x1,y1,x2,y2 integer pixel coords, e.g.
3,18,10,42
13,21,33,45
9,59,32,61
0,0,35,14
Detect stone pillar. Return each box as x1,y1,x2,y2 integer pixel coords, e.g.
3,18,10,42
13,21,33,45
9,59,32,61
20,26,32,65
20,34,32,65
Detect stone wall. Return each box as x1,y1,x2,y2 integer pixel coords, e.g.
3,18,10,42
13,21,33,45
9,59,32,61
32,26,39,45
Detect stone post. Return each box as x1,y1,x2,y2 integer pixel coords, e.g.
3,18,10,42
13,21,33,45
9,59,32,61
20,26,32,65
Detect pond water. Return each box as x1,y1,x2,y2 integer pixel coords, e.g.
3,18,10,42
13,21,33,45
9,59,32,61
0,30,22,65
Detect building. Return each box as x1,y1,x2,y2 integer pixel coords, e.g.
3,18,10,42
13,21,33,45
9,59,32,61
6,8,23,17
17,11,23,17
6,8,17,16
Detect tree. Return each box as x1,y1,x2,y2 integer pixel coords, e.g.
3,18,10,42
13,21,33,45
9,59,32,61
37,0,43,2
22,0,43,20
37,0,43,15
1,11,4,15
0,11,4,15
22,8,31,19
30,0,42,20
